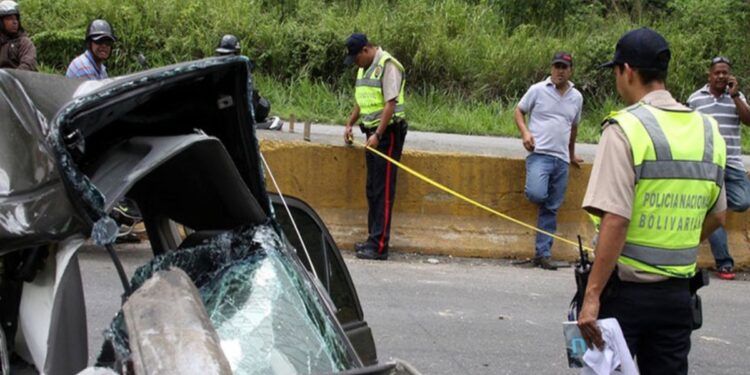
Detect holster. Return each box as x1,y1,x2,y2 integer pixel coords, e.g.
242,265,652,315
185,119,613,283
570,266,619,320
689,269,709,330
690,294,703,330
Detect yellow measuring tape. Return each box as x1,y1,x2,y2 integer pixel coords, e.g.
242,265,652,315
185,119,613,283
355,140,594,253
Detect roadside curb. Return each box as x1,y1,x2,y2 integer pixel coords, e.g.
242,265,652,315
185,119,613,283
257,124,750,270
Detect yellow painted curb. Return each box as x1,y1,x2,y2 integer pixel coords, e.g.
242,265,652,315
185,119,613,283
260,139,750,270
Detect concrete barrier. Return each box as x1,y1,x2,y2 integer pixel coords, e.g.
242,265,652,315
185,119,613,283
260,139,750,269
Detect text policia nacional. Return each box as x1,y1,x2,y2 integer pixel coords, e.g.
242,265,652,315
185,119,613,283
638,192,714,231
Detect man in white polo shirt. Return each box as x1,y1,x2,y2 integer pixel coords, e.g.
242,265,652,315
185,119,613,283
687,56,750,280
514,51,584,270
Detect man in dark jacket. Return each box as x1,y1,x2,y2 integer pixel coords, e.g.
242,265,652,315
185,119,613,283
0,0,36,71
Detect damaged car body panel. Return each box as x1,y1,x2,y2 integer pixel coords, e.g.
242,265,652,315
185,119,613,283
0,58,417,374
0,69,87,251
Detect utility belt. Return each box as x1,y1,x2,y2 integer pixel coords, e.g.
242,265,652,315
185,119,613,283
569,233,707,329
587,268,709,330
359,118,408,136
618,275,690,289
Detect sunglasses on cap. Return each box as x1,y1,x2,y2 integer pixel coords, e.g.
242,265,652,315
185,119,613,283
711,56,732,67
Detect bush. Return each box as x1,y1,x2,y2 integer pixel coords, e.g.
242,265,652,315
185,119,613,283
16,0,750,150
19,0,750,100
32,29,83,72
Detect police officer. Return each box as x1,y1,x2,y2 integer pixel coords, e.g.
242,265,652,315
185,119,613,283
66,19,116,80
578,28,726,374
343,33,407,261
0,0,36,70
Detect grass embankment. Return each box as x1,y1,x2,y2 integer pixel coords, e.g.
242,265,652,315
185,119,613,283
22,0,750,149
254,74,614,144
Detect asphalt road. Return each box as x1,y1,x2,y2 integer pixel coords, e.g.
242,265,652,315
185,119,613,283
79,244,749,374
344,253,750,375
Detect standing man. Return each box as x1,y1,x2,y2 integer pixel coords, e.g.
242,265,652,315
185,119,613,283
343,33,407,261
578,28,726,374
0,0,36,71
687,56,750,280
514,51,583,270
66,19,116,80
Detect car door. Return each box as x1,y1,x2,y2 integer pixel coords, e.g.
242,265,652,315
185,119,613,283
269,193,378,366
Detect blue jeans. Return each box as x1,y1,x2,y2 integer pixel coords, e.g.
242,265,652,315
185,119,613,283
708,166,750,268
525,153,569,258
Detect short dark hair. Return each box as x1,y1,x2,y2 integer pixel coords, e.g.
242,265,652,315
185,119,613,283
616,62,668,85
636,67,668,84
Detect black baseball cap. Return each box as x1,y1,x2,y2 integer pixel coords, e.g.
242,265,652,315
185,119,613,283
600,27,670,70
551,51,573,66
345,33,368,65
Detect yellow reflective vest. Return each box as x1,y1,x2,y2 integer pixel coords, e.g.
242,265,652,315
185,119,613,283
595,103,726,278
355,50,406,128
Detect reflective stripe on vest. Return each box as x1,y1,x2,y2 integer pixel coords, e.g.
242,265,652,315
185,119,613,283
361,105,406,123
607,104,725,278
630,106,724,185
355,50,406,128
621,243,698,266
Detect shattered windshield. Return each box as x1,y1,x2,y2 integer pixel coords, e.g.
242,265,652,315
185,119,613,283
204,231,353,373
104,224,356,374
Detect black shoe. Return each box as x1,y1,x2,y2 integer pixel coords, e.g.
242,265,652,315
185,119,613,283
355,242,368,252
355,248,388,260
533,256,558,270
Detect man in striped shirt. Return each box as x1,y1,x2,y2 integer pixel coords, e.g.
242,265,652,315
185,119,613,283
687,56,750,280
66,19,115,80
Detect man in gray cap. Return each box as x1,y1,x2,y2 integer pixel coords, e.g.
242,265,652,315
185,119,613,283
214,34,273,126
66,19,116,80
215,34,241,56
0,0,36,70
578,27,726,374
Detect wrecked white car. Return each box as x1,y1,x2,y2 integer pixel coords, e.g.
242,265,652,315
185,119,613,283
0,57,417,375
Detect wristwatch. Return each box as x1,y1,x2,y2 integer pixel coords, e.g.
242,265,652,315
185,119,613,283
731,92,740,98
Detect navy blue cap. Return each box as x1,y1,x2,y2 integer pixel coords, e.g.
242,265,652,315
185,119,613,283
600,27,670,70
345,33,368,65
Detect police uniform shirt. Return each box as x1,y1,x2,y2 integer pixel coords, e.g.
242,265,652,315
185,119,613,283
582,90,727,282
371,47,403,104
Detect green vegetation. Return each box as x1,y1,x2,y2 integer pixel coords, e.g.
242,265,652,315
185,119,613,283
22,0,750,150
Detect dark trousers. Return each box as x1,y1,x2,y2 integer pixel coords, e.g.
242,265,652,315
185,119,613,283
598,278,693,375
361,120,407,254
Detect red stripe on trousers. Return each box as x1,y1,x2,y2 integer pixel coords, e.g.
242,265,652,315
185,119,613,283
378,131,396,254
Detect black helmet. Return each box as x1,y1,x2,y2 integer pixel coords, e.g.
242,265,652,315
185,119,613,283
216,34,240,55
0,0,18,17
86,19,116,43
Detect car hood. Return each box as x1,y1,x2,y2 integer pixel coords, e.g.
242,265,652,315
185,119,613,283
0,57,269,252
